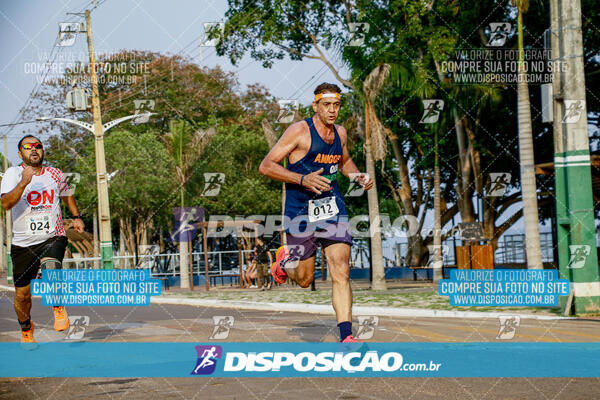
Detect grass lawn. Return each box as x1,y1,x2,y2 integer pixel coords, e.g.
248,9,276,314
162,286,560,315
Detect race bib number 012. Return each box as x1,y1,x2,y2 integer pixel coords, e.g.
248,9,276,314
308,196,339,222
27,214,55,235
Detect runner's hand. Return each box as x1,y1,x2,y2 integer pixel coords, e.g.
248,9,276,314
20,166,36,186
356,173,373,191
301,168,332,195
73,218,85,233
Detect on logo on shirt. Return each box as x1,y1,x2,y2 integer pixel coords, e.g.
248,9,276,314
27,190,54,205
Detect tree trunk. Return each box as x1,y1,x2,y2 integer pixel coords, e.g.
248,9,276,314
119,218,126,268
136,218,148,249
122,216,136,267
159,231,165,253
454,112,477,223
389,136,426,268
365,102,387,290
179,240,190,289
483,197,499,251
516,9,543,269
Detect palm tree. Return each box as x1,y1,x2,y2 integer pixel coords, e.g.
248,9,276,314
513,0,544,269
363,64,391,291
163,120,216,288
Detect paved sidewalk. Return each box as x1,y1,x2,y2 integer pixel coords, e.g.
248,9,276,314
2,280,599,400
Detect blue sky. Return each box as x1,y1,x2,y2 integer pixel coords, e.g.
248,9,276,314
0,0,345,163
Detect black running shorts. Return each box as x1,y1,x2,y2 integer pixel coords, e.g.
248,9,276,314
11,236,68,288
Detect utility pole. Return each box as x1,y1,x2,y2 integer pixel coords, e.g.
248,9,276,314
2,136,11,284
551,0,600,314
85,9,113,269
37,11,152,269
178,129,190,289
0,137,5,275
93,210,100,269
432,130,443,283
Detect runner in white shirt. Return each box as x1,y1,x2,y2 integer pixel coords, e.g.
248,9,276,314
1,135,85,347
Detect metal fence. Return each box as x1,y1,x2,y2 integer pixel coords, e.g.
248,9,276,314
395,238,457,268
494,232,554,264
62,233,557,275
62,248,273,277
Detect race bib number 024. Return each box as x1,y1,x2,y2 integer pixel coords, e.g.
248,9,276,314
27,214,55,235
308,196,339,222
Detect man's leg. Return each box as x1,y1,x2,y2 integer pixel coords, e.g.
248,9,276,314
40,256,69,331
14,285,33,325
261,263,271,288
284,256,317,288
13,262,38,346
272,233,319,286
257,263,265,288
324,243,352,323
14,284,36,347
11,244,39,344
317,220,354,341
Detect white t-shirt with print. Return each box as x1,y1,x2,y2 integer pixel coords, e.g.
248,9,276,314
0,165,69,247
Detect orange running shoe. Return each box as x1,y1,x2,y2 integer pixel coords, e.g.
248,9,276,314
53,306,70,332
21,321,37,350
271,246,289,284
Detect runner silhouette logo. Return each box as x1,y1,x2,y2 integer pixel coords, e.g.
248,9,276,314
348,23,369,46
488,173,511,197
420,100,444,124
496,315,520,340
567,245,590,269
65,316,90,340
191,345,223,375
356,316,379,339
486,23,511,47
201,173,225,196
210,316,234,340
562,100,585,123
277,100,299,124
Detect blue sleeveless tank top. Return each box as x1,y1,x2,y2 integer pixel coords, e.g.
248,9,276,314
284,117,347,231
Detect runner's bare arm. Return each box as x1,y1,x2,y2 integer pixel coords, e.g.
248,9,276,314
259,122,305,184
337,126,373,190
1,167,35,210
1,184,27,211
337,126,360,177
60,195,85,232
259,122,331,194
60,195,79,215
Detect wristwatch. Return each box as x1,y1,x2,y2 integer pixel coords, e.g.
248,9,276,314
72,215,83,220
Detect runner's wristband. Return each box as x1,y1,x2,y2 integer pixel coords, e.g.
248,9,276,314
300,175,305,187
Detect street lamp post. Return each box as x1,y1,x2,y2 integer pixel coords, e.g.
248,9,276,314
38,112,153,269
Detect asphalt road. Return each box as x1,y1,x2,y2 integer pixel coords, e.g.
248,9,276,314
1,289,600,399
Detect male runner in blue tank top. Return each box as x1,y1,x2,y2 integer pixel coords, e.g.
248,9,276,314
259,83,373,343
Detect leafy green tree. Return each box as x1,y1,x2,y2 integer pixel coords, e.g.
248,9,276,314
45,128,174,250
34,51,281,265
220,0,394,288
162,120,216,288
